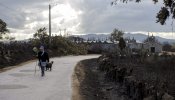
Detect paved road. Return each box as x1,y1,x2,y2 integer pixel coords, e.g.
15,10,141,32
0,55,99,100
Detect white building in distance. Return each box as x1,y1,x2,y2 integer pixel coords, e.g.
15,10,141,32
127,34,162,53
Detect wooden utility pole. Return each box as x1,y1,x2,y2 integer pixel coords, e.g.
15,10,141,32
49,4,51,46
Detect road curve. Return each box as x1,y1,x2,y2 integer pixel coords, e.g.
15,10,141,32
0,55,100,100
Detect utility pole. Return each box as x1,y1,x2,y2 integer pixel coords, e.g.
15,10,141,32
49,4,51,47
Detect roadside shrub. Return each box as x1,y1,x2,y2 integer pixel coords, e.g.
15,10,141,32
0,36,88,68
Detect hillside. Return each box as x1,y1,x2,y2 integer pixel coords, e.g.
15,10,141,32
73,33,175,44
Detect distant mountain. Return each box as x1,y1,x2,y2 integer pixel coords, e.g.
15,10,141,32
124,33,175,44
74,34,110,41
124,33,146,42
73,33,175,44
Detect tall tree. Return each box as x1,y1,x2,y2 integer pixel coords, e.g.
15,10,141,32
4,35,15,41
110,28,124,42
33,27,48,44
112,0,175,25
162,43,172,51
0,19,9,39
119,37,126,51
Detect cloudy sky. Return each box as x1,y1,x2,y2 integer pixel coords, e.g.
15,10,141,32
0,0,175,40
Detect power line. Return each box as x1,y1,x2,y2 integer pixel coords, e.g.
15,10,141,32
171,19,174,38
0,11,24,27
0,2,18,12
0,8,25,27
0,2,25,18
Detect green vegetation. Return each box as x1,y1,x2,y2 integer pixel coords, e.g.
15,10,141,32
98,52,175,99
0,19,9,39
119,37,126,51
0,23,87,68
110,28,124,42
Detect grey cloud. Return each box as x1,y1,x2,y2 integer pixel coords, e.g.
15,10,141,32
0,0,174,37
68,0,174,33
59,19,65,24
0,0,49,29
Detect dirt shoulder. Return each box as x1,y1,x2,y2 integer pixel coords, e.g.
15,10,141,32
72,58,106,100
72,58,127,100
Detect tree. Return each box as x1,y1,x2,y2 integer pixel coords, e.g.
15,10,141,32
110,28,124,42
33,27,48,44
0,19,9,39
162,43,172,51
68,36,84,43
111,0,175,25
4,35,15,41
119,37,126,51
